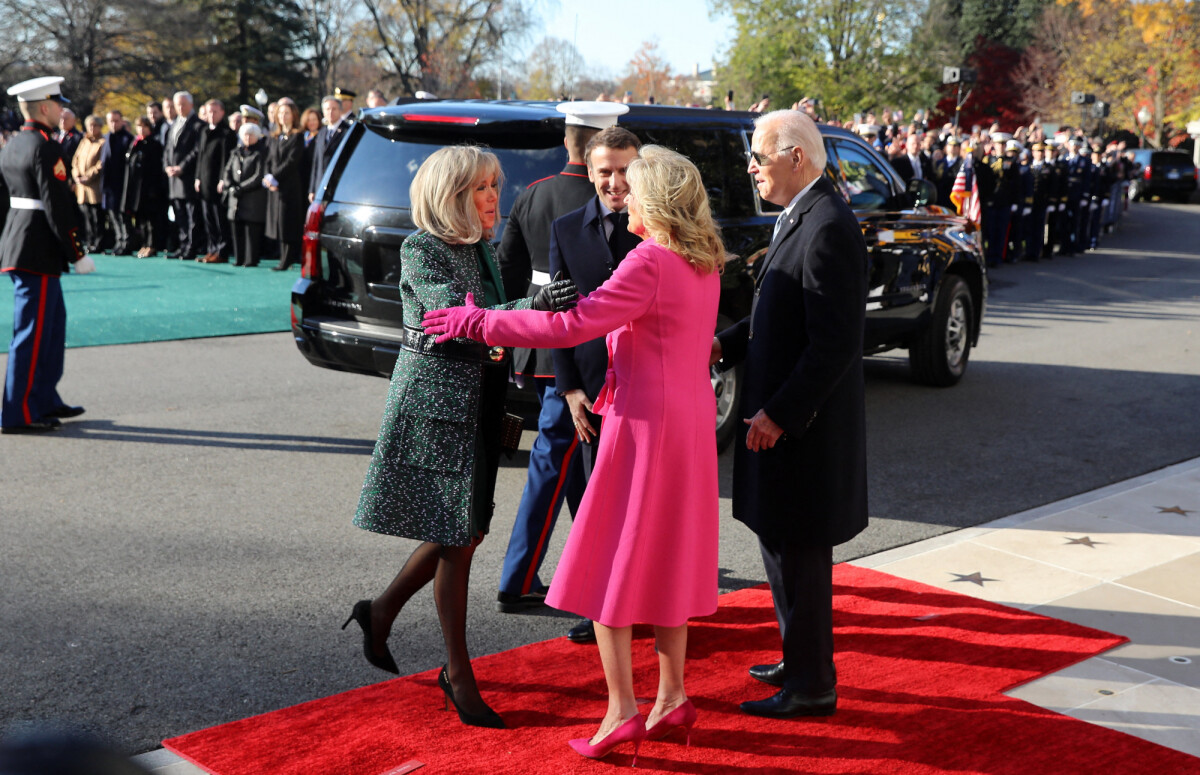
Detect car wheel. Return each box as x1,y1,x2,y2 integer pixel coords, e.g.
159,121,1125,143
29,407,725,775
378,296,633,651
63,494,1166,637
713,314,742,452
1129,181,1143,202
909,275,973,387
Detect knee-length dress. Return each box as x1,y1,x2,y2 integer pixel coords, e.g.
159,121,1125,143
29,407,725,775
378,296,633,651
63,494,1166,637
468,240,720,627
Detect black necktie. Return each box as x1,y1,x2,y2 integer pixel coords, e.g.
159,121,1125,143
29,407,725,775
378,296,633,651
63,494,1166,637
607,212,628,262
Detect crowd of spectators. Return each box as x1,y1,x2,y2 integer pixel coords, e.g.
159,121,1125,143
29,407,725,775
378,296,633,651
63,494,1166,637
0,87,391,268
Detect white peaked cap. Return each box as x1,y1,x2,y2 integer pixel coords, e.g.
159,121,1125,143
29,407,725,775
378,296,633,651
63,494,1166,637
557,101,630,130
7,76,69,103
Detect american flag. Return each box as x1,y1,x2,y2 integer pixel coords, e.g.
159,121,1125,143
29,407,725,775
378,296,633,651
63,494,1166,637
950,154,981,224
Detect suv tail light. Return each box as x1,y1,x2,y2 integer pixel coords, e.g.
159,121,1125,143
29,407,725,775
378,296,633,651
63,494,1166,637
301,201,325,279
1143,165,1152,180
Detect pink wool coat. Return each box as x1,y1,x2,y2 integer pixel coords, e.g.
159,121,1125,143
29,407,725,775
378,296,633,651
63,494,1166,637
474,239,721,627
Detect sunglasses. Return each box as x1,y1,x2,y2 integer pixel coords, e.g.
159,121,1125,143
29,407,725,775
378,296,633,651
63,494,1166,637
745,146,796,166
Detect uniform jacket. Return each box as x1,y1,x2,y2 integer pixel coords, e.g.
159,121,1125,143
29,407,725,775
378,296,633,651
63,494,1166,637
122,135,165,214
0,120,86,275
716,175,869,546
934,155,963,207
308,120,348,196
354,231,532,546
222,143,268,223
548,197,641,399
71,134,105,205
100,127,134,210
196,122,236,202
163,112,204,199
1029,161,1054,210
265,132,306,244
497,161,595,378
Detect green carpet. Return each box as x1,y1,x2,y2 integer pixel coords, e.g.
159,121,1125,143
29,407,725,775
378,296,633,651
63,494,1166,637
0,254,298,353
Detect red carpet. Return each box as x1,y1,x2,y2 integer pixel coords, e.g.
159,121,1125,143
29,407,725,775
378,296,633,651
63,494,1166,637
164,565,1198,774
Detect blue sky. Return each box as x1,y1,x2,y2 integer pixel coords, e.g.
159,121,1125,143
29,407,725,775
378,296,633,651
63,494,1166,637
539,0,731,78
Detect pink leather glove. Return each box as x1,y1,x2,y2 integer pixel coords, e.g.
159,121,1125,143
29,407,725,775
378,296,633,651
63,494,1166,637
422,292,488,343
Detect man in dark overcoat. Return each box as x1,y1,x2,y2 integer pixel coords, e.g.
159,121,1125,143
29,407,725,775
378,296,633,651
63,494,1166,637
162,91,204,259
99,110,134,254
492,102,625,641
0,76,93,434
714,109,869,718
308,95,349,202
195,99,236,262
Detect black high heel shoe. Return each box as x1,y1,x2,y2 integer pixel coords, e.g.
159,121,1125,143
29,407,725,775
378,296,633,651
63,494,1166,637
341,599,399,674
437,664,505,729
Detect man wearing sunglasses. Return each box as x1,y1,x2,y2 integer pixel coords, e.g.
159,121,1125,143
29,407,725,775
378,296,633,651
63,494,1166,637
714,109,869,718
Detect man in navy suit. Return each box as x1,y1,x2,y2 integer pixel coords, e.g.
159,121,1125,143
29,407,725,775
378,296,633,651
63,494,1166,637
714,110,869,718
308,95,348,202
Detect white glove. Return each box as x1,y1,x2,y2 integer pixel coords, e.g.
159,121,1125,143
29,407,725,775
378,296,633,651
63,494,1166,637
1022,207,1032,216
1080,199,1088,208
1059,203,1066,211
75,255,96,274
262,173,278,188
1010,204,1018,213
1102,199,1110,207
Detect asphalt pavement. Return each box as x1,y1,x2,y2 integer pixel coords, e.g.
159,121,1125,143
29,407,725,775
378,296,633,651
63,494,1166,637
1,199,1198,754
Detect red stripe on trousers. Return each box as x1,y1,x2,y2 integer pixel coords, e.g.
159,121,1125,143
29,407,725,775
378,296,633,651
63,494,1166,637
21,275,49,424
521,434,580,595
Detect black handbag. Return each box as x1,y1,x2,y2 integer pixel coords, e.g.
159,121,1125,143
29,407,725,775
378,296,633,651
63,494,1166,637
499,412,524,457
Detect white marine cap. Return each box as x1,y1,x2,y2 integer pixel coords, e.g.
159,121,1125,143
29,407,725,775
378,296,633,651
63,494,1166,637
239,104,265,122
990,131,1013,144
7,76,69,103
557,101,629,130
1005,139,1022,152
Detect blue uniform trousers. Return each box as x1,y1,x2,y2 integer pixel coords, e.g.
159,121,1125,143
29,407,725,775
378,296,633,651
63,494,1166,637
498,378,587,596
1024,206,1047,260
3,271,67,427
982,205,1011,266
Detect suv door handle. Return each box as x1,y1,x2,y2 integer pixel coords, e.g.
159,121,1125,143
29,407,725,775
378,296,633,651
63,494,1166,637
363,226,410,247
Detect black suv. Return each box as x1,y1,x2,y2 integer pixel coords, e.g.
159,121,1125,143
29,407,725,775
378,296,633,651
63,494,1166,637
1128,149,1197,203
291,101,987,449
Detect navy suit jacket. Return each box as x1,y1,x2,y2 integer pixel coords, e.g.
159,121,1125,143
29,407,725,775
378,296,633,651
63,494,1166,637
547,197,640,399
716,175,868,546
308,121,348,196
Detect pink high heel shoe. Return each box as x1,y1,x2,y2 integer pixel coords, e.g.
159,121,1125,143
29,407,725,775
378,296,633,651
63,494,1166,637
645,699,698,746
568,714,647,767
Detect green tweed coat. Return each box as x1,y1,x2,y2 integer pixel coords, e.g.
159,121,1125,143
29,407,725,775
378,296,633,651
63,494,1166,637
354,231,531,546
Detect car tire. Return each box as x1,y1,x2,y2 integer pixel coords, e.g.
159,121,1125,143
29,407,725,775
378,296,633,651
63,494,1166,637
1129,181,1143,202
909,275,973,387
713,314,742,453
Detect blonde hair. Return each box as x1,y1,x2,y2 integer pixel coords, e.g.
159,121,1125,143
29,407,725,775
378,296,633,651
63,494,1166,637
410,145,503,244
626,145,726,274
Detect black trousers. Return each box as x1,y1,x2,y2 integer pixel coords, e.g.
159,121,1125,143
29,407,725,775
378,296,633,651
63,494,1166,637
80,203,103,251
106,208,131,253
201,198,232,258
233,220,265,266
171,198,199,257
759,536,835,695
275,239,300,270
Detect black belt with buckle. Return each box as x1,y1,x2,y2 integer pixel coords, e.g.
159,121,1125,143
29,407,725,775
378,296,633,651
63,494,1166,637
400,326,508,366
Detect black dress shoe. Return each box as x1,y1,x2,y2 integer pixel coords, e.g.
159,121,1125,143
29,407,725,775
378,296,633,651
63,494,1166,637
566,618,595,643
46,405,85,419
1,418,62,434
495,590,547,613
740,687,837,719
749,660,785,687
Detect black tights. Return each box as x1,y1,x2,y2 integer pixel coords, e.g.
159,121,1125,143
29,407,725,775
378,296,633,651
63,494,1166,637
371,538,488,713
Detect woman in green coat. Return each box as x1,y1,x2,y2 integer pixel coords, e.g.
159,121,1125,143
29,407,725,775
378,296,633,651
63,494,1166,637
344,145,575,729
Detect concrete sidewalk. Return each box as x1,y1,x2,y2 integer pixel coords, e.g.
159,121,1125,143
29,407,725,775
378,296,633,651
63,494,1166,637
137,458,1200,772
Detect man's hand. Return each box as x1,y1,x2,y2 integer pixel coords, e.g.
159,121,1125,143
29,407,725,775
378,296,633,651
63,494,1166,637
744,409,784,452
563,389,596,443
709,336,722,366
217,180,224,194
308,192,315,203
194,179,200,193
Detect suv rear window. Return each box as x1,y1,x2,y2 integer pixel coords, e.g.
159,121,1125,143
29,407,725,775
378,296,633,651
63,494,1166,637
331,124,564,213
1150,152,1194,171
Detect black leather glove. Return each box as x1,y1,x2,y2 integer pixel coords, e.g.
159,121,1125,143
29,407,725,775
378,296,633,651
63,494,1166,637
530,272,578,313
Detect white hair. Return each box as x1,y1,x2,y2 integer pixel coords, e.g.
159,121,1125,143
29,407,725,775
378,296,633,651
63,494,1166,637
173,91,193,105
238,122,262,144
755,110,826,174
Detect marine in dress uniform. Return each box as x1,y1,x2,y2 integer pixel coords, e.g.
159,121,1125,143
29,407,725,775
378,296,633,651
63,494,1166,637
1,77,93,433
1061,138,1088,256
1024,143,1053,261
334,87,356,117
493,102,628,641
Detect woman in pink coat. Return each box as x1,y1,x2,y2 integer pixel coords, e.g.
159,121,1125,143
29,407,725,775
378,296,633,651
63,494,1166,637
425,145,724,764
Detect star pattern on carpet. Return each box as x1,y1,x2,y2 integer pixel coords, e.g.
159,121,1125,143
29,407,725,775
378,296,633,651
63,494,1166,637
1065,536,1104,548
950,571,999,586
1156,506,1194,516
